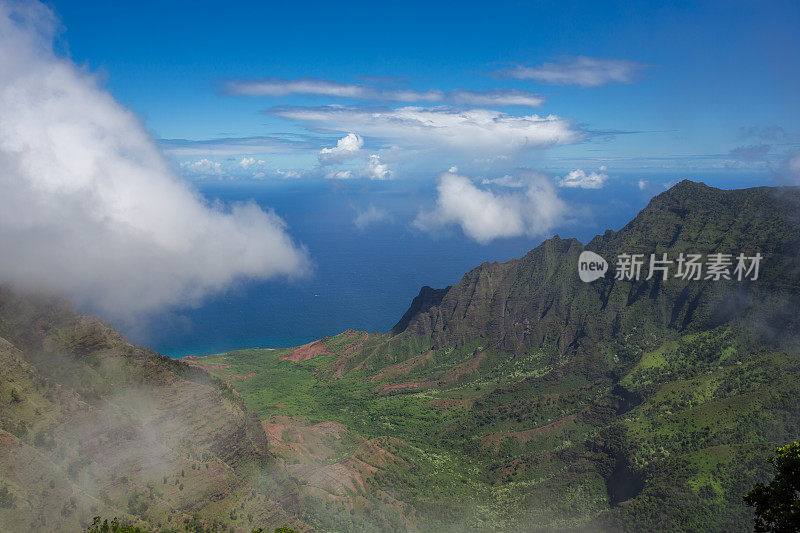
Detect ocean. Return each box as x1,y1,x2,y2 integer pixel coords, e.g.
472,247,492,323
122,172,766,357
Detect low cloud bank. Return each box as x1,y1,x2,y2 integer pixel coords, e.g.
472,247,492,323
225,77,546,107
414,170,567,243
556,166,609,189
498,56,645,87
318,133,363,165
268,105,582,157
354,206,391,229
776,151,800,185
0,1,309,318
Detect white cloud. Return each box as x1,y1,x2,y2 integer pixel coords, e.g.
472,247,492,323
274,169,305,179
481,171,549,188
449,89,545,107
638,179,649,190
556,166,609,189
318,132,363,165
0,1,309,318
239,156,265,168
180,158,223,175
481,174,523,187
362,154,392,180
227,78,372,98
269,105,583,156
499,56,645,87
776,151,800,185
325,169,353,179
225,77,545,107
354,205,390,229
159,136,312,157
225,77,441,102
183,157,268,177
379,88,444,103
413,170,567,243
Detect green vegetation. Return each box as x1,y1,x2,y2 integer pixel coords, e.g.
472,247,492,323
0,289,304,532
85,517,145,533
84,517,302,533
0,484,15,509
196,182,800,530
744,441,800,532
202,324,799,531
3,181,800,531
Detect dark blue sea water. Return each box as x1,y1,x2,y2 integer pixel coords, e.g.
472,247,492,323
125,172,767,358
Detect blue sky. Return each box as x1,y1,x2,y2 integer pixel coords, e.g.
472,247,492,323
47,0,799,179
0,0,798,348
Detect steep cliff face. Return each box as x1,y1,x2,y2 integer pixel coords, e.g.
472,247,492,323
394,181,800,358
195,181,800,532
3,180,800,532
0,288,305,532
390,285,451,335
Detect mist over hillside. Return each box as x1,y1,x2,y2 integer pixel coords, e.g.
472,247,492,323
2,181,799,532
2,0,798,530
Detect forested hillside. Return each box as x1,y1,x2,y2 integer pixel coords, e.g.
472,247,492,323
197,181,800,531
2,181,799,532
0,289,307,532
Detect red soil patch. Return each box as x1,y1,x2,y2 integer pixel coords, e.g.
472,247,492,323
280,339,329,362
292,437,405,495
333,358,369,379
263,419,348,446
308,421,348,438
327,331,370,378
0,433,16,460
282,330,361,364
441,350,485,382
336,330,365,353
354,438,401,468
377,350,485,394
370,351,433,382
261,418,349,462
479,414,577,452
199,363,233,370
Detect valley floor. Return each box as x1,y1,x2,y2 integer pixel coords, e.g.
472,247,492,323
190,326,799,532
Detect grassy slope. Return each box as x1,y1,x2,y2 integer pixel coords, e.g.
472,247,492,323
0,289,306,533
198,182,800,532
201,326,798,532
2,180,798,532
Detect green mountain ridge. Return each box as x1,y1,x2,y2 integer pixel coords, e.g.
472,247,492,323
0,290,309,532
393,180,800,355
196,180,800,531
2,180,799,532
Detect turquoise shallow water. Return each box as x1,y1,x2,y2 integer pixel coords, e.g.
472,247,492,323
112,173,766,358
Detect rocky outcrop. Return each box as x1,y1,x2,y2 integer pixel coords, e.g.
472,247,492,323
0,287,307,532
392,181,800,357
